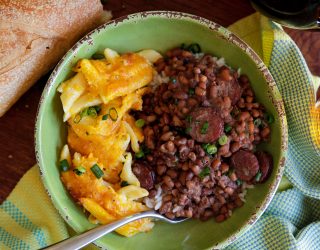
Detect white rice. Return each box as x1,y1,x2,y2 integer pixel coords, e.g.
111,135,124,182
172,205,183,213
215,57,226,67
150,71,169,91
143,184,163,210
194,52,205,59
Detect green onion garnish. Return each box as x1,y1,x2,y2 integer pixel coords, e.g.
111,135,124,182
90,164,104,179
255,170,262,182
92,53,105,59
87,107,98,118
109,107,118,121
206,145,217,155
199,166,211,178
218,135,228,145
202,143,209,150
135,119,145,128
59,159,69,172
224,124,232,133
135,150,145,159
73,105,101,123
120,181,129,187
200,121,209,134
254,118,262,127
73,166,86,176
102,114,108,120
187,43,201,53
188,88,195,96
186,115,192,123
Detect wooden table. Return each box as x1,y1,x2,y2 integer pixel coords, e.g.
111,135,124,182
1,0,319,204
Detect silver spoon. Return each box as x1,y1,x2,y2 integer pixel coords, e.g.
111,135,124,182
42,210,187,250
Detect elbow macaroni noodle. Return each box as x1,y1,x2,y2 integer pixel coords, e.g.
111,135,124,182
58,48,162,237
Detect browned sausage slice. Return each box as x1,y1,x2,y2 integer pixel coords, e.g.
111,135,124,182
255,151,273,183
187,107,223,143
132,162,155,190
230,150,259,181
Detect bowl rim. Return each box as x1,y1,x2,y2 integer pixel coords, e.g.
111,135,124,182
35,10,288,249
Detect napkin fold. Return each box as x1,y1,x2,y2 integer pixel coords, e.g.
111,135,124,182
1,12,320,250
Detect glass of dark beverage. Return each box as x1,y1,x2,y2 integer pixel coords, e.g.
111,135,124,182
251,0,320,29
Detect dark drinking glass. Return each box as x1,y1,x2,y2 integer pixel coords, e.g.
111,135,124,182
251,0,320,29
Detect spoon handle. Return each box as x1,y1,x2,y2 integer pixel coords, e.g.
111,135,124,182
42,210,157,250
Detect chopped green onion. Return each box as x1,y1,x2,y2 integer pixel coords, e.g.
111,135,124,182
202,143,210,150
87,107,98,118
73,105,101,123
218,135,228,145
224,124,232,133
186,115,192,123
265,113,275,124
199,166,211,178
59,159,69,172
135,150,145,159
90,164,104,179
102,114,108,120
185,127,191,134
200,121,209,134
92,53,105,59
135,119,145,128
254,118,262,127
255,170,262,182
236,179,243,186
187,43,201,53
120,181,129,187
73,166,86,176
206,145,217,155
188,88,195,96
109,107,118,121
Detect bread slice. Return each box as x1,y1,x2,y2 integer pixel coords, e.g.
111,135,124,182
0,0,111,116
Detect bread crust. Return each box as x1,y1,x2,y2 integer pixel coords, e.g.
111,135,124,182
0,0,107,116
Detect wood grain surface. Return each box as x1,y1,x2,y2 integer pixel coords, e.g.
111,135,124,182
0,0,319,204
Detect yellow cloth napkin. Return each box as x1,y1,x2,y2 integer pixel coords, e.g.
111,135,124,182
0,166,69,249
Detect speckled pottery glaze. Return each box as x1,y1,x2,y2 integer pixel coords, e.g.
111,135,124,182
35,11,288,250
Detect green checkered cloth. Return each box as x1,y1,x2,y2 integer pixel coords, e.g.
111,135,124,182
226,13,320,249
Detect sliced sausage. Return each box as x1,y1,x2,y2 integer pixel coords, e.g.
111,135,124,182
187,107,223,143
132,162,155,190
255,151,273,183
230,150,259,181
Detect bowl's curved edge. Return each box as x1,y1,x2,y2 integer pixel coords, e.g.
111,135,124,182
35,10,288,249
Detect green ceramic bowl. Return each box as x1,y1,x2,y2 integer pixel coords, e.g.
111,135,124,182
35,11,287,250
